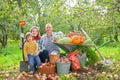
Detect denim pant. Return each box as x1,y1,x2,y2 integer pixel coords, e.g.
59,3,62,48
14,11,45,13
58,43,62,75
39,50,49,63
28,54,41,71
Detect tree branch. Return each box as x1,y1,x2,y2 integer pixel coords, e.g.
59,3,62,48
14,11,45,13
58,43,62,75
78,7,116,15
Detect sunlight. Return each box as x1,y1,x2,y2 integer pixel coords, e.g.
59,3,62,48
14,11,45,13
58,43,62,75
65,0,77,7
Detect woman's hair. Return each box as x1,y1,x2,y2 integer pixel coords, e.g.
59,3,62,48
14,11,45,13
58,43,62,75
30,26,41,39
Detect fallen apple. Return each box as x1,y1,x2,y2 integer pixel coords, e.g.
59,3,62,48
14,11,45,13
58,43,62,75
5,73,9,77
88,72,91,75
107,74,113,78
102,72,106,75
21,76,26,80
114,74,118,79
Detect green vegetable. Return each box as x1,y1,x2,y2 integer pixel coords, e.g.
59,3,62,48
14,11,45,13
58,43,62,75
57,37,71,44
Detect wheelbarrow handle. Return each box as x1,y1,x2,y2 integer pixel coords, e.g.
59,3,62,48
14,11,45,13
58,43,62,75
80,27,105,61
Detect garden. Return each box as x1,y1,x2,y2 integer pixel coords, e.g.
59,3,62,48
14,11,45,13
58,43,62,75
0,0,120,80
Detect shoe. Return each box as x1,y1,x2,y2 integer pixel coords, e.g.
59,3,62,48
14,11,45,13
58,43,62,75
30,71,34,75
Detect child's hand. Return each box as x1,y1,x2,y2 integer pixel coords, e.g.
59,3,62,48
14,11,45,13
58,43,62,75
33,53,36,56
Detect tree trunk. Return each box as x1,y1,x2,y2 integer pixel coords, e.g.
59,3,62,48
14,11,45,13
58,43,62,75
0,35,7,48
2,35,7,48
0,24,8,48
114,27,119,42
109,35,113,41
17,0,21,8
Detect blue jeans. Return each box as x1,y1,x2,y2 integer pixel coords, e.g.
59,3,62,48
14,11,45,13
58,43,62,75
28,54,41,71
39,50,49,63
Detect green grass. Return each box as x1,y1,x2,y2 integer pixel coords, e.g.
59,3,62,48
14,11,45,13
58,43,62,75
0,40,119,71
99,44,120,64
0,40,22,71
95,41,120,66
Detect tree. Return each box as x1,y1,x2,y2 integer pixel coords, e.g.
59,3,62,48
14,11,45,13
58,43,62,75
0,0,120,48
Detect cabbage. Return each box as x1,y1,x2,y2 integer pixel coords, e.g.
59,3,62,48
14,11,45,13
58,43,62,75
57,37,71,44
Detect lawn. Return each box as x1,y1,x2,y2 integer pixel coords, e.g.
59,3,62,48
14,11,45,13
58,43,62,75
0,40,22,71
0,40,119,71
99,42,120,64
0,40,120,79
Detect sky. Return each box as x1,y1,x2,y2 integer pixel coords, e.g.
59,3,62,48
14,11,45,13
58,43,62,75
65,0,96,7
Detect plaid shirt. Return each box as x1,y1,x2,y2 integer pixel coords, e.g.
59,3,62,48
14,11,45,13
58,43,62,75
39,32,60,53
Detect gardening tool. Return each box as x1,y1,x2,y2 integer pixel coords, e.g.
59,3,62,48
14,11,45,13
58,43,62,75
79,27,112,66
19,20,29,72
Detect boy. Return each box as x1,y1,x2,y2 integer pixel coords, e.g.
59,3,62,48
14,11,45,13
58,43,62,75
24,32,41,74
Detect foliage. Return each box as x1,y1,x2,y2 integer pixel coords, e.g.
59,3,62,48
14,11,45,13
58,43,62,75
78,45,100,66
0,0,120,47
58,74,77,80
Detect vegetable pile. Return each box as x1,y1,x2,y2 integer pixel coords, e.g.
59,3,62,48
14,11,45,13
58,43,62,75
54,31,85,44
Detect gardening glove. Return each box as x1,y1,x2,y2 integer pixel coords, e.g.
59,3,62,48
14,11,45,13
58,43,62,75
20,33,24,38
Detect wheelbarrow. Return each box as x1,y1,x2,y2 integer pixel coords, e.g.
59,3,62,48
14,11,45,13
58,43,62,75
54,43,78,53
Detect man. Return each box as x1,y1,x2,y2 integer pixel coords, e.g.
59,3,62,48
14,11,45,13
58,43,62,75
39,23,60,62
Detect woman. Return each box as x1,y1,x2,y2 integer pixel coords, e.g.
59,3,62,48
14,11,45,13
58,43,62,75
24,32,41,74
30,26,49,63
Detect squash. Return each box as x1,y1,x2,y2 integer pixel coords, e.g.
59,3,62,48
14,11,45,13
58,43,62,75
71,35,81,44
57,37,71,44
80,36,85,43
77,34,85,43
67,31,75,38
79,36,85,43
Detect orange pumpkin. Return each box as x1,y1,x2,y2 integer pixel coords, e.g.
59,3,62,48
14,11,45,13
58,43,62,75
71,35,81,44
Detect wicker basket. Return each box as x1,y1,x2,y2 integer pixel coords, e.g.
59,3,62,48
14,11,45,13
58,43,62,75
39,64,56,75
49,54,60,64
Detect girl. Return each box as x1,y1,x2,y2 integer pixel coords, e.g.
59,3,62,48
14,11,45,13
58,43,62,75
24,32,41,74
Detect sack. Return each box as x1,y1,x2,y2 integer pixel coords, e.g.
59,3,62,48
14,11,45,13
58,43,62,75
67,50,81,70
70,56,80,70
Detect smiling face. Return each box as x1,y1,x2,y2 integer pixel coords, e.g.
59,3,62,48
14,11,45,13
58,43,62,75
31,28,38,37
26,34,33,42
45,23,53,36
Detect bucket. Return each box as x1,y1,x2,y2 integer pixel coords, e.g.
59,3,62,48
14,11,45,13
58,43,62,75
79,53,86,67
56,62,71,75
